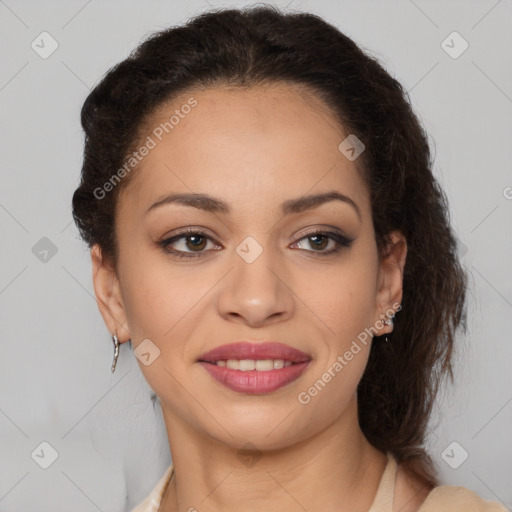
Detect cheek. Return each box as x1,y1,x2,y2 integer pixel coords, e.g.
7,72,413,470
117,247,218,345
294,249,379,343
117,252,208,401
295,336,371,433
290,245,378,408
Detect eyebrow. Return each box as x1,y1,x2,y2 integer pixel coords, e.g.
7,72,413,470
146,191,361,220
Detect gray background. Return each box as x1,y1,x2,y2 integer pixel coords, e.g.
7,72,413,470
0,0,511,510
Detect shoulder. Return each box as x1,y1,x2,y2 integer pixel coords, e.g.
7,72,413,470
418,486,508,511
393,463,507,512
392,462,432,511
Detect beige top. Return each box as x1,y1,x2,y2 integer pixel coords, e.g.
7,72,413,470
131,453,508,511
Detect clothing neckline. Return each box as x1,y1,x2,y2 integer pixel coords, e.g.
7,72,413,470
150,452,398,512
368,452,398,511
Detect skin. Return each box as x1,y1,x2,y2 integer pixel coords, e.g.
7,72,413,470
91,82,428,511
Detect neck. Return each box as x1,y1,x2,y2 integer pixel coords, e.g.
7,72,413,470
158,395,388,512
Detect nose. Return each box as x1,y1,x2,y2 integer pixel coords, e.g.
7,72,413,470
216,243,295,327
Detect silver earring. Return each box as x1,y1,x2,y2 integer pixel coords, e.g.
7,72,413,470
382,317,393,343
111,332,120,373
382,305,401,343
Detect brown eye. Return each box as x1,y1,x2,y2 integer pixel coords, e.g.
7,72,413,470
293,230,353,255
184,234,207,251
307,234,330,251
159,229,220,259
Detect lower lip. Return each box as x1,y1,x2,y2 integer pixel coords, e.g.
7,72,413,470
198,361,311,394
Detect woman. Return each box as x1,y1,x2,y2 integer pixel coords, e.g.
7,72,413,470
72,5,507,511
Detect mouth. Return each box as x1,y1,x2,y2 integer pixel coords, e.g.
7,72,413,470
198,341,311,363
200,359,297,371
197,341,312,394
197,341,312,366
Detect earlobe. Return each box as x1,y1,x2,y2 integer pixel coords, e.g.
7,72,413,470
90,244,130,342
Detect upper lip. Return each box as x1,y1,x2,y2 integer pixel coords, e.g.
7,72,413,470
197,341,311,364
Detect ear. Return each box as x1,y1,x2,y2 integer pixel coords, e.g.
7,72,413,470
91,244,131,342
374,230,407,336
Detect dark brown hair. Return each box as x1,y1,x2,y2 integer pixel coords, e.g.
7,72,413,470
72,4,467,488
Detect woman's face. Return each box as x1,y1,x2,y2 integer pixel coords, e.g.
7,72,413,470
93,82,406,450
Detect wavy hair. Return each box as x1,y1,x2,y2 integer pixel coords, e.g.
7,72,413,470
72,4,468,487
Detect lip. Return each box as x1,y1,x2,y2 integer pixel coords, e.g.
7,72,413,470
197,341,312,364
197,341,312,395
199,360,311,395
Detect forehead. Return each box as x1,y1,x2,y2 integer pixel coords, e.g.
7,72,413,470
119,82,369,217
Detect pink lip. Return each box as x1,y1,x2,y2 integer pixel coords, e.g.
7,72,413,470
197,341,311,364
197,341,312,395
199,361,311,395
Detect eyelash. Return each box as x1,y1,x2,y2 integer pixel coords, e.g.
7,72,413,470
158,227,354,260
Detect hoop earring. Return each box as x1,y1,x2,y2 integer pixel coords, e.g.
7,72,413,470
111,332,120,373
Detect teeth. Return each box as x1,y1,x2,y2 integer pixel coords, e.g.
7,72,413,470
218,359,293,371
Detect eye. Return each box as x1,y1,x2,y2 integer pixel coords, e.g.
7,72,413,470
292,230,354,255
158,227,354,260
158,228,221,259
